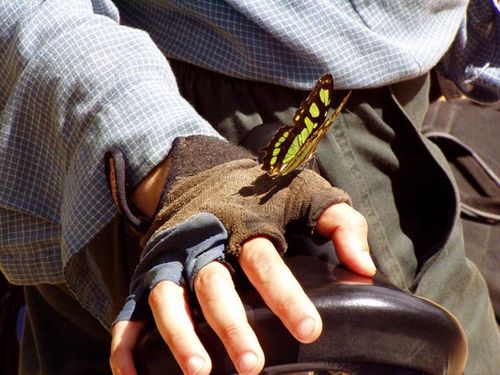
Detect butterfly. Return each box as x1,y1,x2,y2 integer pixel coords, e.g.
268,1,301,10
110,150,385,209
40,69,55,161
261,74,351,177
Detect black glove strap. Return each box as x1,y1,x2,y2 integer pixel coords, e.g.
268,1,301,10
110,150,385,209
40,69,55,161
104,148,151,232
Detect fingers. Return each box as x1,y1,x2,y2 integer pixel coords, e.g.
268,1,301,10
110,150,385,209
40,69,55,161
194,262,265,375
110,320,146,375
316,202,376,277
148,281,212,375
149,264,266,375
239,237,323,344
125,202,372,375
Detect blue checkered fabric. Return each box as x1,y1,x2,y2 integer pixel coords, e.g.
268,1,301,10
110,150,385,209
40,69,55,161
1,0,498,325
116,0,470,90
0,1,220,287
439,0,500,103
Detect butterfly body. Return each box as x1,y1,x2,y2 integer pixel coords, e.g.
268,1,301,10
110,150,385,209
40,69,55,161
261,74,351,177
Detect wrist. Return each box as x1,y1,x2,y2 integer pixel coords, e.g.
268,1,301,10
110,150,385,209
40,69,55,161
105,136,254,231
132,157,170,218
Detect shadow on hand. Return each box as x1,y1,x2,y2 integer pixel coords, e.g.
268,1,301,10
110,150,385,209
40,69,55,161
238,170,299,204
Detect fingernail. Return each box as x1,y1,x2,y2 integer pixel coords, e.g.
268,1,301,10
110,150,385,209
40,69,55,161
297,316,316,341
238,352,258,374
186,356,205,375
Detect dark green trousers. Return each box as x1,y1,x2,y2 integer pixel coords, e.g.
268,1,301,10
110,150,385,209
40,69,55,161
170,61,500,373
21,61,500,374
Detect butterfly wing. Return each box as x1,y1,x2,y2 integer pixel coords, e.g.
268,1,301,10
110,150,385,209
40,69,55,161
278,90,351,176
261,74,350,177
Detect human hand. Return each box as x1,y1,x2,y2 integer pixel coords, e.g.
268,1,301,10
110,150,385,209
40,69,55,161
110,206,373,375
108,136,375,374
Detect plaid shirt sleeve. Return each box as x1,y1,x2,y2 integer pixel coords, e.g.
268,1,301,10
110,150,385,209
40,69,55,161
0,0,219,290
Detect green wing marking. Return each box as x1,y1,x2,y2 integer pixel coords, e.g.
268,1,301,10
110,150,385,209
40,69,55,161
261,74,351,177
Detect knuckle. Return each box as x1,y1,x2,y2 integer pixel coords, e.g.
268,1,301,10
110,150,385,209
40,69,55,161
244,251,277,285
275,292,302,316
217,320,248,343
148,282,167,309
109,348,124,373
195,263,230,292
350,210,368,229
163,326,189,347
